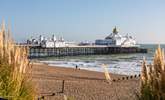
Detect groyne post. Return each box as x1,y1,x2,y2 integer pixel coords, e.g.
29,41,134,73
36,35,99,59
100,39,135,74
61,80,65,93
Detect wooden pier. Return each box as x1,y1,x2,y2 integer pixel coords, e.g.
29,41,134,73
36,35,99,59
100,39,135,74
28,45,147,58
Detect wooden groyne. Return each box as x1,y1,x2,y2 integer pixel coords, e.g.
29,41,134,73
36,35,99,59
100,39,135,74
28,46,147,58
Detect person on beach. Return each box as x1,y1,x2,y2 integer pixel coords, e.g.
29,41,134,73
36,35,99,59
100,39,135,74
75,65,80,70
75,65,78,69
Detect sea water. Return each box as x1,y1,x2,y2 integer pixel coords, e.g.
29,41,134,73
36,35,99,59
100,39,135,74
38,44,165,75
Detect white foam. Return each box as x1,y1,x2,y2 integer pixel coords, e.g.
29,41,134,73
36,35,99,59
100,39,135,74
40,60,142,75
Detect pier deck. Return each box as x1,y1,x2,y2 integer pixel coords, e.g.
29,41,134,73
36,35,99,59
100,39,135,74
27,45,147,58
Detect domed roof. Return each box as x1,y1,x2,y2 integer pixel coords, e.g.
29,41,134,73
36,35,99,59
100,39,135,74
105,27,119,39
112,27,118,34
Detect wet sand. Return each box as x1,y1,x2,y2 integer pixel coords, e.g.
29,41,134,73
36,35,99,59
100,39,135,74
32,63,140,100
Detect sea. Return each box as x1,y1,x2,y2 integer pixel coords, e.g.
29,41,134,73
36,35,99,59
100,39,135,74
37,44,165,75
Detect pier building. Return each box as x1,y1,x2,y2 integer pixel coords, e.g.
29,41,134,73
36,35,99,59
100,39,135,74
95,27,136,47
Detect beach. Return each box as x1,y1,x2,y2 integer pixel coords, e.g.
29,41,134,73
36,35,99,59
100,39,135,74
32,63,141,100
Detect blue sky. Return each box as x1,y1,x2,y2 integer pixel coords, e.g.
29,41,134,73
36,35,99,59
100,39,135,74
0,0,165,43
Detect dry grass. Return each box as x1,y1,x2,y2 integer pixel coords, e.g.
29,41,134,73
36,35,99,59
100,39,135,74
0,21,36,100
141,45,165,100
101,64,112,83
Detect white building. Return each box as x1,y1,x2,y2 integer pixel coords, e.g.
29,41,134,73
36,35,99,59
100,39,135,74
41,41,66,48
27,34,81,48
40,35,67,48
95,27,137,47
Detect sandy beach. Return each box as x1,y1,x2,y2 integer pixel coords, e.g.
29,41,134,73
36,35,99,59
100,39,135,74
32,63,141,100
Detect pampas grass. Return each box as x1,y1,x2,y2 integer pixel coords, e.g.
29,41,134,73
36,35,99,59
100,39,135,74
141,46,165,100
64,95,75,100
0,21,36,99
101,64,112,83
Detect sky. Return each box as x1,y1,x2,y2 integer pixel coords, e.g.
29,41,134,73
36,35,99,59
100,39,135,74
0,0,165,44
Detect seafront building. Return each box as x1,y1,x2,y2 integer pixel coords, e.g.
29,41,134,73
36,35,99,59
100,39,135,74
27,35,69,48
95,27,137,47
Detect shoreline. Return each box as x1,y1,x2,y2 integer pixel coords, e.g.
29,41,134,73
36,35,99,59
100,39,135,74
32,62,131,78
32,63,140,100
37,59,142,76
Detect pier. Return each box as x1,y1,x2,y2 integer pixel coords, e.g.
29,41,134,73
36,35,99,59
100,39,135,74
25,27,148,58
28,45,147,58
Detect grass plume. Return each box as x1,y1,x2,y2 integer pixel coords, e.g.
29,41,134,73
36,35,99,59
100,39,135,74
0,21,36,99
141,46,165,100
101,64,112,83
